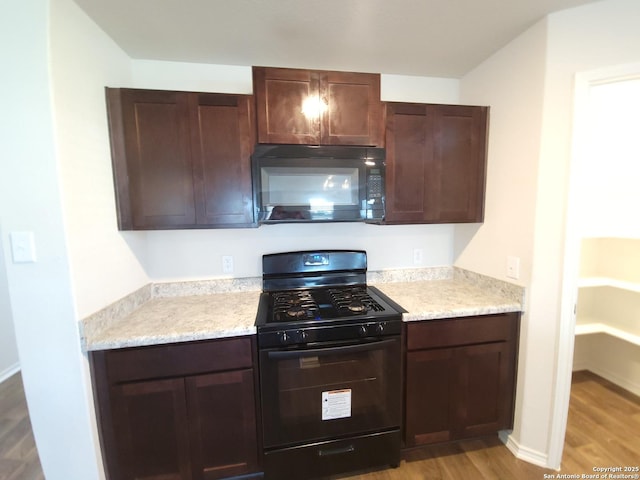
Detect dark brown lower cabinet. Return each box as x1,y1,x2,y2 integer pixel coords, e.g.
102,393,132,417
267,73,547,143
90,337,261,480
111,377,192,479
187,370,258,479
404,313,520,448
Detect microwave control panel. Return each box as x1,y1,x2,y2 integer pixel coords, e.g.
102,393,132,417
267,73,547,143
367,174,383,199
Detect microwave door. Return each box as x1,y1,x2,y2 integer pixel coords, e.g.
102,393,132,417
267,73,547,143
259,166,361,222
251,144,386,224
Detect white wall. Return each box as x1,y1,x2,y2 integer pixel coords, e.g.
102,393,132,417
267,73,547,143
0,230,20,382
455,20,546,285
129,60,461,104
50,0,148,320
381,74,460,104
456,17,548,462
573,334,640,395
577,79,640,238
0,0,103,478
131,60,253,94
457,0,640,469
144,224,455,281
128,60,461,282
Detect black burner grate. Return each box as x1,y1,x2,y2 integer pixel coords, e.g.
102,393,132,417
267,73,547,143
328,286,385,315
271,290,319,322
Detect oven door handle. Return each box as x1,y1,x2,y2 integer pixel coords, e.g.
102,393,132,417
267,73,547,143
267,338,396,360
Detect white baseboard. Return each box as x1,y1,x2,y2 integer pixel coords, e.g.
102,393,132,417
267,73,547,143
585,364,640,397
499,430,551,469
0,362,20,383
572,334,640,396
572,360,589,372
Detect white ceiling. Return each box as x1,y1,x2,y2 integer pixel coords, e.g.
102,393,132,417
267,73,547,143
72,0,600,78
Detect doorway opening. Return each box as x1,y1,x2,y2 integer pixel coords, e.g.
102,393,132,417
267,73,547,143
550,63,640,468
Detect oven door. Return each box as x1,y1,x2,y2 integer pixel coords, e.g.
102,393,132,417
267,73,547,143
259,336,401,449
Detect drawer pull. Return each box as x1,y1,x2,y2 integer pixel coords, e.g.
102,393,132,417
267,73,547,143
317,445,355,457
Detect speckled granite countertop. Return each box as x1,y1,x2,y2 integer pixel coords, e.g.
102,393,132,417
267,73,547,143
374,281,521,321
80,267,524,352
84,291,262,351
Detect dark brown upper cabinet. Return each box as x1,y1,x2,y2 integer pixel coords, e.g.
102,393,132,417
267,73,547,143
106,88,256,230
253,66,383,146
384,102,488,224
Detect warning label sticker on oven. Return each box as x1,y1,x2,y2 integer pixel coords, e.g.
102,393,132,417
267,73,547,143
322,389,352,420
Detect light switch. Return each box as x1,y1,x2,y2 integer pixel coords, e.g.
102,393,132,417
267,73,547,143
10,231,37,263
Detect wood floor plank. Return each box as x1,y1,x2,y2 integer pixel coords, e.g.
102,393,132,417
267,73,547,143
0,373,43,480
0,458,24,480
435,445,485,480
460,437,547,480
13,449,44,480
0,418,33,461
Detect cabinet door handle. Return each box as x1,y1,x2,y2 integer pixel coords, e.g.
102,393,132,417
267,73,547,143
267,338,396,360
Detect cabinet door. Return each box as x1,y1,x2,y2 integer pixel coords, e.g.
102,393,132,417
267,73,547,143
404,343,513,447
110,378,192,480
253,67,320,144
320,71,382,146
186,369,259,480
107,88,196,229
189,93,255,226
405,348,455,446
253,67,383,146
404,314,519,446
384,103,435,223
455,342,515,438
433,105,488,223
384,103,488,224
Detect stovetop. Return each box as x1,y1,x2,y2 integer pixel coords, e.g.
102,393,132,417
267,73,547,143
256,284,405,348
255,250,406,348
268,285,385,324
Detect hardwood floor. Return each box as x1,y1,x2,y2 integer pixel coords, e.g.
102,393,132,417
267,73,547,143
0,370,637,480
335,370,640,480
331,436,552,480
0,373,44,480
561,370,640,472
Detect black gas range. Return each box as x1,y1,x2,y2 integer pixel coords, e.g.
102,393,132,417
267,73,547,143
255,250,405,480
256,250,405,348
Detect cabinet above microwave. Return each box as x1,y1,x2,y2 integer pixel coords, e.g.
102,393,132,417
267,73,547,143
253,67,383,147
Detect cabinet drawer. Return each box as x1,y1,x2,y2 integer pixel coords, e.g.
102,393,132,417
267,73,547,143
103,336,254,383
406,313,519,351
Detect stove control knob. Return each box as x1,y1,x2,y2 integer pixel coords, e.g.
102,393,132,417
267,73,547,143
375,322,385,335
297,330,308,343
279,331,290,345
358,324,369,337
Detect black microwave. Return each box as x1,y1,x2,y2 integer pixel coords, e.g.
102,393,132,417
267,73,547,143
251,145,385,224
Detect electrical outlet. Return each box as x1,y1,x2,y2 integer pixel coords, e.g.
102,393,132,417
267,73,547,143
506,256,520,280
222,255,234,274
413,248,424,265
